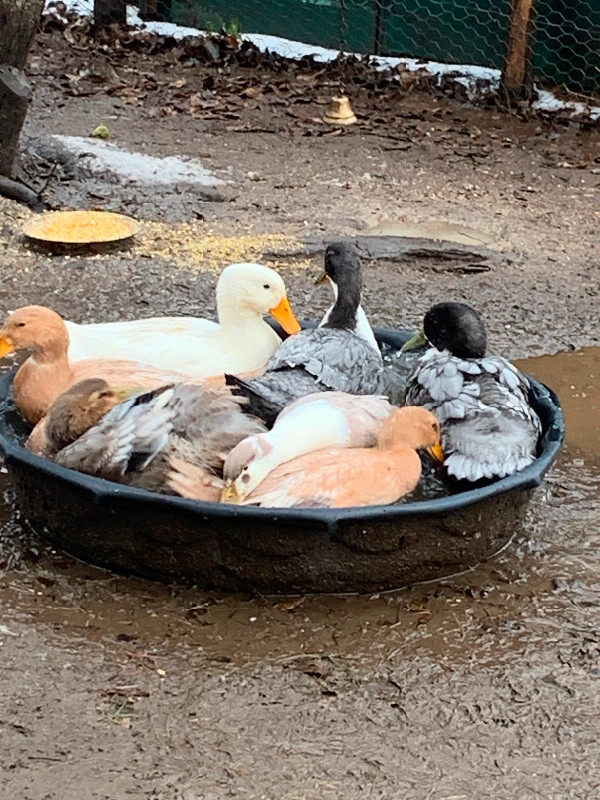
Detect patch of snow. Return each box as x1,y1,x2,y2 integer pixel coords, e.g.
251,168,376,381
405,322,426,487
532,88,600,121
45,1,600,120
60,0,93,14
51,135,224,186
242,33,343,64
126,6,206,39
241,34,502,86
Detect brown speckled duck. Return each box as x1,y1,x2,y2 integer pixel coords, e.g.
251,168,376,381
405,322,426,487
27,377,266,498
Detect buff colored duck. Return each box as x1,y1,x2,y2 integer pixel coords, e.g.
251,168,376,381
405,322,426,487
226,242,383,426
403,301,542,482
216,391,395,503
30,378,265,498
0,305,208,425
171,406,444,508
63,263,300,377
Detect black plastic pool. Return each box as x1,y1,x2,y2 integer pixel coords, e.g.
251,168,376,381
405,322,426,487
0,328,564,593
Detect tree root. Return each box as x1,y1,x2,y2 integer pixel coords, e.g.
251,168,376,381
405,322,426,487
0,175,47,210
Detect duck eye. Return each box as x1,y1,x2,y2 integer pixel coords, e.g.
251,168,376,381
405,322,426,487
242,465,248,471
16,322,26,327
263,284,271,290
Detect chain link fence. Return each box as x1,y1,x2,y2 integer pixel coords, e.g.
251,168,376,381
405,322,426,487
140,0,600,98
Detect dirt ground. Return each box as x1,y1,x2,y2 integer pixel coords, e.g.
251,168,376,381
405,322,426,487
1,16,600,800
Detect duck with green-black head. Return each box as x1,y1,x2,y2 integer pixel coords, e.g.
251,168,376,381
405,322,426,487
402,301,541,482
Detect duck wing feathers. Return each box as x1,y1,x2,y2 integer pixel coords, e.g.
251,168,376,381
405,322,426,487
243,446,421,509
227,328,383,425
169,383,266,471
225,369,323,428
54,385,176,481
52,382,265,490
268,328,383,390
406,350,541,481
65,316,219,366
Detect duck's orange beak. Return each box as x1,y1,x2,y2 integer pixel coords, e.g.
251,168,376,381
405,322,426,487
427,441,445,462
269,296,301,335
0,334,14,359
220,482,242,504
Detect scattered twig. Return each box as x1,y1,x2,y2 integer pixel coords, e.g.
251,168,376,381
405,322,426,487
37,161,58,196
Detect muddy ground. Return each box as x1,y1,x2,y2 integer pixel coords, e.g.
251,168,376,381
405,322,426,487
1,17,600,800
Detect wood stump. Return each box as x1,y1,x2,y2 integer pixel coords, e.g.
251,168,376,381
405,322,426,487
0,0,44,180
0,0,45,70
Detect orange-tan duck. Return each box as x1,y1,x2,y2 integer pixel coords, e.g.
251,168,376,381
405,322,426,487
0,305,217,425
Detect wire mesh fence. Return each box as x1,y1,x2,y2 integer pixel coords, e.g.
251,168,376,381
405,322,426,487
139,0,600,99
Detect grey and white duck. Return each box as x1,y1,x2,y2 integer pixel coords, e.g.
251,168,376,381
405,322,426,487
225,241,383,426
402,301,541,482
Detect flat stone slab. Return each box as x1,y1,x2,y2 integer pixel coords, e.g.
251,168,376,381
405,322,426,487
265,234,515,274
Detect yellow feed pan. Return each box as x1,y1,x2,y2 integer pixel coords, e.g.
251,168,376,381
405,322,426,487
23,210,141,245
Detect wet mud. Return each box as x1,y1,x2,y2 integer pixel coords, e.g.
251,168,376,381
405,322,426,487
1,337,599,798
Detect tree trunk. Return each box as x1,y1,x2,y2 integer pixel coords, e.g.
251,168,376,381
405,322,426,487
0,65,32,177
0,0,44,181
0,0,45,69
501,0,536,103
94,0,126,28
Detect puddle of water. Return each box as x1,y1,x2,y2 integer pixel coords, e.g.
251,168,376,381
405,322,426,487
516,346,599,456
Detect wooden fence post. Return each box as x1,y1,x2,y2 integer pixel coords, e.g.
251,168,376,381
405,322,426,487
0,66,33,177
501,0,537,103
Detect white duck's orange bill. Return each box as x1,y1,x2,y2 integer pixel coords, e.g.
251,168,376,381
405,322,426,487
0,335,14,359
269,297,301,335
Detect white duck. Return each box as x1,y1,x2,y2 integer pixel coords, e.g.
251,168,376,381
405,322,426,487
64,262,301,378
169,391,396,503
